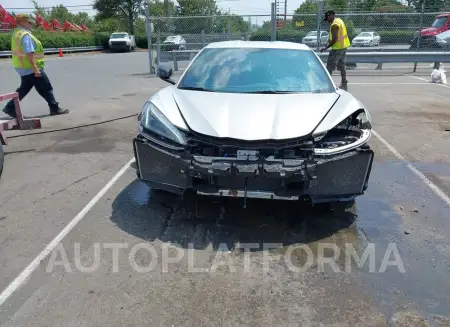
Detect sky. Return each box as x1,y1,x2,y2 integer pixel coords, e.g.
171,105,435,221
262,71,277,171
1,0,306,16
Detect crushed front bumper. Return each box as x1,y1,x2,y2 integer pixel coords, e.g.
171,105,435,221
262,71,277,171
133,135,374,203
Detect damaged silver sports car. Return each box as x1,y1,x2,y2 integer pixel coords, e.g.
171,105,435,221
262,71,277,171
133,41,374,207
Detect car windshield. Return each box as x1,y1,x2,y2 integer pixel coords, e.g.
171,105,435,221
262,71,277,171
358,32,372,37
306,31,317,36
432,17,447,28
111,34,127,38
165,36,179,41
177,47,335,94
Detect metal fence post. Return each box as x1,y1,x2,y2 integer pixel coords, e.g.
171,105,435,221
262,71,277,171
413,2,425,72
144,1,153,75
316,1,323,52
271,2,276,41
227,16,231,40
157,30,161,76
172,51,178,71
201,30,205,48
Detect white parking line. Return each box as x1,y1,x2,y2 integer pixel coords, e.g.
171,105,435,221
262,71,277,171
372,130,450,207
0,158,135,308
407,75,450,88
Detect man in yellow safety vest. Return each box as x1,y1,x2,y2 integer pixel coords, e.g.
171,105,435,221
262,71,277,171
2,13,68,118
320,10,350,91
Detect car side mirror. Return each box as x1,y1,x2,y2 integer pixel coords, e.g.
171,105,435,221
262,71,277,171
158,63,176,85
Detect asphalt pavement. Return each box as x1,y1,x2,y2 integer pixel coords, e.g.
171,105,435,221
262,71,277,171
0,52,450,326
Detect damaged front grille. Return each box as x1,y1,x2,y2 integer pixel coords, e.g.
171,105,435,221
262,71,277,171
184,132,315,160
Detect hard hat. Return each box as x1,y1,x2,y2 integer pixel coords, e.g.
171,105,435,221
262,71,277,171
15,13,35,24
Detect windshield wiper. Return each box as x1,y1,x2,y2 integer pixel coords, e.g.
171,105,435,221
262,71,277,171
244,90,302,94
177,86,214,92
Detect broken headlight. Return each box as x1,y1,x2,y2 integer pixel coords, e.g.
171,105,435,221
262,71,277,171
314,110,371,154
139,101,186,145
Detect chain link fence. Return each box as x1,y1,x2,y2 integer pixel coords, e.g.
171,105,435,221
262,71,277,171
147,3,450,75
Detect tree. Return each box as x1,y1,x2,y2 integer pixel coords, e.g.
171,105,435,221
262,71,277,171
410,0,449,11
148,0,176,33
48,5,74,24
214,12,249,34
174,0,219,34
291,0,318,31
93,0,146,35
30,0,50,21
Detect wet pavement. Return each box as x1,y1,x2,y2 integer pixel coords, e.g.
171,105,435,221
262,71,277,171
0,52,450,326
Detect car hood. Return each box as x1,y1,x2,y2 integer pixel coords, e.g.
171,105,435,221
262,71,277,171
354,37,371,41
168,89,340,140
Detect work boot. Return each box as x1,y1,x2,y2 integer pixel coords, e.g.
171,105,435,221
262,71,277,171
2,106,17,119
339,81,348,91
50,108,70,116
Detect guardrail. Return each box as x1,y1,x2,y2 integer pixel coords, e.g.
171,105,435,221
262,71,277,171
0,46,104,58
161,49,450,71
318,51,450,64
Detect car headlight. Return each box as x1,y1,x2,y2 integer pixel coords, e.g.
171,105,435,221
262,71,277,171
139,101,186,145
313,110,371,155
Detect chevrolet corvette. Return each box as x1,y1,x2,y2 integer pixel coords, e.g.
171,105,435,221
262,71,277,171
133,41,374,208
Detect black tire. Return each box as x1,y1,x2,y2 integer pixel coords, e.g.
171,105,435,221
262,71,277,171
0,143,4,179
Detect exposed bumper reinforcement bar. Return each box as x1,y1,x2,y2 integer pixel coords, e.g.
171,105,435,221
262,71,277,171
133,135,374,204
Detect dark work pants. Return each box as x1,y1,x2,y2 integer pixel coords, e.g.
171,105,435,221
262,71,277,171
5,70,59,112
326,49,348,85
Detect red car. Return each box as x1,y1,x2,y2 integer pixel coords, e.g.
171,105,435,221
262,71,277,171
411,13,450,47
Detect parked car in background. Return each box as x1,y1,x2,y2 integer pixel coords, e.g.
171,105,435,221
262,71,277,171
414,13,450,42
410,29,450,49
108,32,136,52
351,32,381,47
162,35,187,51
302,31,329,48
436,30,450,48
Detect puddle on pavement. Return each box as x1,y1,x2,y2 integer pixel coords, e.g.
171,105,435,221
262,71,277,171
37,127,123,154
110,159,450,322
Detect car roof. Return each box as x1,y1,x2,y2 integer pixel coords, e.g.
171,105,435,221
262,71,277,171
204,41,311,51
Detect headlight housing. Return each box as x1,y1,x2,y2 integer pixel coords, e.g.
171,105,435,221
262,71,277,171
313,110,371,155
139,101,186,145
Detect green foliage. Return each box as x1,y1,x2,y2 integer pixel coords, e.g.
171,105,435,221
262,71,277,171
0,31,110,51
29,0,95,28
376,30,415,43
174,0,218,34
92,0,146,34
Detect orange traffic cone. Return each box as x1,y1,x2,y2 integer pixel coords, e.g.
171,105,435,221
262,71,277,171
59,48,63,57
